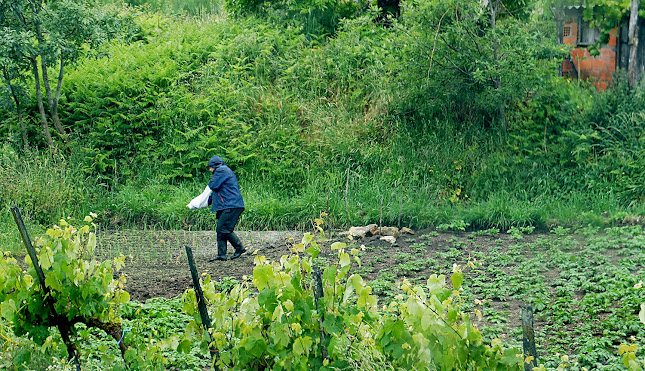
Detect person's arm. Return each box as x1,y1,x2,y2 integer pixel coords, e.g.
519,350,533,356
209,170,229,191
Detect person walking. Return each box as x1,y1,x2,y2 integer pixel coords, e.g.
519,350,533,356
207,155,246,261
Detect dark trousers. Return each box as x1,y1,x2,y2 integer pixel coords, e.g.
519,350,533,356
215,208,244,256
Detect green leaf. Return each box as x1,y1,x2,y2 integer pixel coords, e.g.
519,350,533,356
243,334,267,358
451,270,463,290
0,300,16,322
378,320,411,359
421,311,439,331
182,289,197,315
331,242,346,250
115,290,130,304
499,347,522,366
271,323,291,349
343,275,364,303
178,339,192,354
302,233,314,246
40,247,54,270
446,307,459,324
323,265,337,285
640,303,645,325
45,271,62,292
322,314,344,334
293,336,313,356
427,274,446,294
305,242,320,258
13,348,31,366
259,288,279,314
253,264,274,291
427,274,450,301
292,243,305,253
407,297,424,318
339,253,351,267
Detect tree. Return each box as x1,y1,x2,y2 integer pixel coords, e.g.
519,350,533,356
0,28,32,149
487,0,506,128
225,0,372,36
0,0,133,148
396,0,565,129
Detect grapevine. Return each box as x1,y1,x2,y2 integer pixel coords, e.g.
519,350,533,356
0,214,165,369
181,221,525,370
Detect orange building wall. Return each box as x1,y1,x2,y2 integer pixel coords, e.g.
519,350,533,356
561,23,617,90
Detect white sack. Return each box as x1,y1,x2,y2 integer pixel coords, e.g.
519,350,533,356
187,185,212,209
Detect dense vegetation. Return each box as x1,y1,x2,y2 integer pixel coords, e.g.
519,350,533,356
1,0,645,368
1,0,644,236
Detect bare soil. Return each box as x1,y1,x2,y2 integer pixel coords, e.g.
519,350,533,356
96,229,307,301
96,227,544,331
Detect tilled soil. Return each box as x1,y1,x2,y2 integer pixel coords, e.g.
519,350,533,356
95,226,638,356
96,229,307,301
96,227,539,332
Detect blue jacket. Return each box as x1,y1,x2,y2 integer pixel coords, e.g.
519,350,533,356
208,156,245,212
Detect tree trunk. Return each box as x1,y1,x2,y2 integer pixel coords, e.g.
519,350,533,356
54,56,65,130
10,83,28,150
23,0,53,147
77,317,128,358
628,0,640,89
35,21,67,139
2,69,29,150
488,0,507,129
30,57,54,148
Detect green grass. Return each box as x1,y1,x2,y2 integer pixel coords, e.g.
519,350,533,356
2,145,641,252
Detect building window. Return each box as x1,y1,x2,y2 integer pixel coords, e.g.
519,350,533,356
578,19,599,45
563,26,571,37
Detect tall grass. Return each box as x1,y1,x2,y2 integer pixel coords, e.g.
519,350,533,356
0,209,25,255
0,145,90,253
111,0,225,17
1,5,644,233
0,145,93,225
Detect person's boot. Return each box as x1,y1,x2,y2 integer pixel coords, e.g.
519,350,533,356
230,233,246,259
209,240,228,262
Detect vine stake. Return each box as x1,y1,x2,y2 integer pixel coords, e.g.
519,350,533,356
185,245,220,370
312,270,328,360
11,207,81,371
345,168,351,226
522,305,538,370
